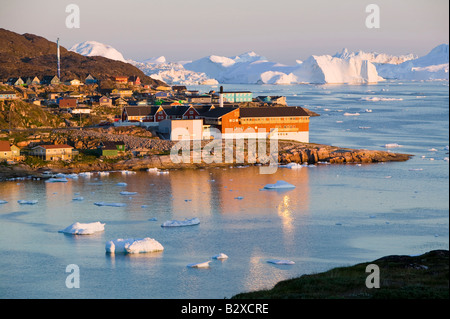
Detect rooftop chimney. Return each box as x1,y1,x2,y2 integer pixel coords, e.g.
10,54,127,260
219,86,224,108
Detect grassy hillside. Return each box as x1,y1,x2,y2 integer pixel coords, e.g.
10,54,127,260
0,100,65,130
232,250,449,299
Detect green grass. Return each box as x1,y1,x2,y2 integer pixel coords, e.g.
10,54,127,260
232,250,449,299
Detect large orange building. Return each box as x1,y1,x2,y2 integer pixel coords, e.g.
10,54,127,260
202,106,310,142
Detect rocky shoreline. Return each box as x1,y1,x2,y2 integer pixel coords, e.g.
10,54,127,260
1,139,412,181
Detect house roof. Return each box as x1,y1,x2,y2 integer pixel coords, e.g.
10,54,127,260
123,106,162,116
163,105,190,116
201,106,238,119
34,144,73,150
0,141,11,152
0,91,16,95
239,107,310,118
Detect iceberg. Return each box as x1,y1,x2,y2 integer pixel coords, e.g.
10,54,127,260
376,44,449,80
267,259,295,265
18,200,38,205
105,237,164,254
94,202,126,207
161,217,200,227
58,222,105,235
263,180,296,190
69,41,127,63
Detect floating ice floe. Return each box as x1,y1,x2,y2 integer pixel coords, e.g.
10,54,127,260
344,112,360,116
115,182,127,187
121,170,136,175
384,143,402,148
187,261,211,268
72,196,84,201
279,162,302,169
234,196,244,200
94,202,126,207
365,109,373,112
105,237,164,254
58,222,105,235
79,172,93,177
147,167,159,172
263,180,296,190
98,171,110,176
0,200,8,204
120,191,137,195
428,148,438,152
212,253,228,260
157,170,169,175
18,200,38,205
267,259,295,265
161,217,200,227
408,168,423,171
45,178,68,183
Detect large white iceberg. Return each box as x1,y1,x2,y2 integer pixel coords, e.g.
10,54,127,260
161,217,200,227
69,41,127,63
59,222,105,235
105,237,164,254
263,180,296,190
376,44,449,80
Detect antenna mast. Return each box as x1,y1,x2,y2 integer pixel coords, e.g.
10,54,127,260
57,38,61,78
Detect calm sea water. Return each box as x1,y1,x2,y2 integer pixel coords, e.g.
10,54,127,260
0,81,448,299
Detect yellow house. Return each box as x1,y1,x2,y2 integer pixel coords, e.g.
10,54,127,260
0,141,21,161
111,89,133,97
30,144,74,161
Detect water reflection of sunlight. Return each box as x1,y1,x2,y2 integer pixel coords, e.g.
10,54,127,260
277,195,294,235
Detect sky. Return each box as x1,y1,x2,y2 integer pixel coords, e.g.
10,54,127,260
0,0,448,64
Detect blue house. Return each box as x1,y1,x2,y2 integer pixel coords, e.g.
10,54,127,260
221,91,253,103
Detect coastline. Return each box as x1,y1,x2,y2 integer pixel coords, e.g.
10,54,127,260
0,140,413,181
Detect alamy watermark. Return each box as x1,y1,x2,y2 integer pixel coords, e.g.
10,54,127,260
65,4,80,29
365,264,380,288
365,4,380,29
65,264,80,288
169,127,279,174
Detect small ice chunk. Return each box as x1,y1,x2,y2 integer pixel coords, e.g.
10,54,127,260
59,222,105,235
212,253,228,260
428,148,438,152
267,259,295,265
187,261,211,268
72,197,84,201
384,143,401,148
0,200,8,204
148,217,158,221
120,191,137,195
18,200,38,205
234,196,244,200
263,180,296,190
279,163,302,169
344,112,360,116
116,182,127,186
105,237,164,254
161,217,200,227
45,178,68,183
94,202,126,207
408,168,423,171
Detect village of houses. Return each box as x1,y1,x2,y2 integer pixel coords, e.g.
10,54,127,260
0,73,312,166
